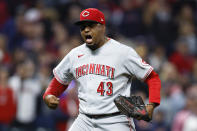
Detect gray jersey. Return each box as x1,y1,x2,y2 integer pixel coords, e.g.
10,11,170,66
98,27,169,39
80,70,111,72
53,39,153,115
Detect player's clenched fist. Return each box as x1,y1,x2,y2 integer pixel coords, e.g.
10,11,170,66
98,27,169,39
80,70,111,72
44,95,60,109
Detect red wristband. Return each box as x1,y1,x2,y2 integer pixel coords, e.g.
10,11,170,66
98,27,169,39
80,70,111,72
43,77,68,100
145,70,161,105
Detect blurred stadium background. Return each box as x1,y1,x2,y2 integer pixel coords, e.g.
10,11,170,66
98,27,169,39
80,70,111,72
0,0,197,131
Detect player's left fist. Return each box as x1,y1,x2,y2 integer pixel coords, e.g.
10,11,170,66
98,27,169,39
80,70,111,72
44,95,60,109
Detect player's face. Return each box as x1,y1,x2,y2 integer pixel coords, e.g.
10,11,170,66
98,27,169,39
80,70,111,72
80,22,106,49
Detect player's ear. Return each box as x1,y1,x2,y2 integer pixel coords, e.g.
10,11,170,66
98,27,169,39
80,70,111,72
103,24,106,30
102,24,106,33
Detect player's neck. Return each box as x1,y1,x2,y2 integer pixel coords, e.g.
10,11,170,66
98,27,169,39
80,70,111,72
99,36,108,47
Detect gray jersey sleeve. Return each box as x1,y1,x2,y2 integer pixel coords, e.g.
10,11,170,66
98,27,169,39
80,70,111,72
124,48,153,81
53,52,74,85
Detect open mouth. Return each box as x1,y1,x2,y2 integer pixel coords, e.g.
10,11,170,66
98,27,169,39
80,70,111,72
85,35,93,44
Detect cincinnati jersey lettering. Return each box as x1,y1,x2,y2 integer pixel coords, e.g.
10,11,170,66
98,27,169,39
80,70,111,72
75,63,115,79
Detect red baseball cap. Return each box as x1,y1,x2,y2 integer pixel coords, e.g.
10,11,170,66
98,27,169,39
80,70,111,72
75,8,105,25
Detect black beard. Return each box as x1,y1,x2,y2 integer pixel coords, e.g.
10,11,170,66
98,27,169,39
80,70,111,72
86,43,98,50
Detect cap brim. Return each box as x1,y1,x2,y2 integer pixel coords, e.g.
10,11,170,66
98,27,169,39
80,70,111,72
74,20,99,25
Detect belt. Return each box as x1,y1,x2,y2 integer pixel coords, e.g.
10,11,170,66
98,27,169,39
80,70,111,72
85,112,121,119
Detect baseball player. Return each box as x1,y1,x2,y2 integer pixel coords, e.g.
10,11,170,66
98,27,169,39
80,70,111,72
43,8,161,131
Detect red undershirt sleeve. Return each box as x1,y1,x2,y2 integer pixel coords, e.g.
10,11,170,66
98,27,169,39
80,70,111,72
145,70,161,105
43,77,68,100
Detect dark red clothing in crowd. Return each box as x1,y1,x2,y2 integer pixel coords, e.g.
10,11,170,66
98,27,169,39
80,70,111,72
0,87,16,124
169,52,195,74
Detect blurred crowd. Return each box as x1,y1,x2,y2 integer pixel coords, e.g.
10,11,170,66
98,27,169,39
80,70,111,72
0,0,197,131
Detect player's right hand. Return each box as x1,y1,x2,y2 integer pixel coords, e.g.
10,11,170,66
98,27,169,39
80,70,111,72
44,95,60,109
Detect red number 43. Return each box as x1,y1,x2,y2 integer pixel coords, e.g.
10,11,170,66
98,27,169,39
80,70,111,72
97,82,113,96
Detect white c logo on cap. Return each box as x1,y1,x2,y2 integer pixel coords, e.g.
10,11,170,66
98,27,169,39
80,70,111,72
82,11,90,17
